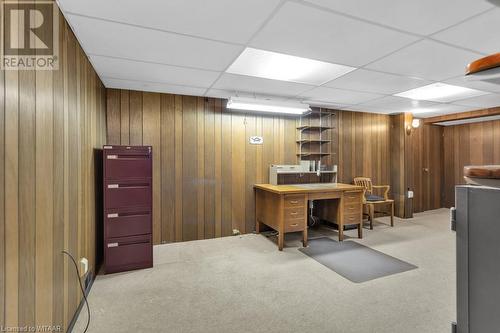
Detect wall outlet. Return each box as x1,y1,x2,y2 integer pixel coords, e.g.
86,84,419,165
408,190,414,199
79,257,89,276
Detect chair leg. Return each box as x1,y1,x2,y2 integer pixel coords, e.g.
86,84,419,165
369,204,374,230
390,202,394,227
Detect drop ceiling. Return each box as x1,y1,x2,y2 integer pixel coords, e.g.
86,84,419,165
56,0,500,117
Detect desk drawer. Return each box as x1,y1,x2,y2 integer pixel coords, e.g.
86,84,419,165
344,212,362,225
344,202,361,215
284,195,305,208
284,207,305,220
284,218,306,232
344,191,362,204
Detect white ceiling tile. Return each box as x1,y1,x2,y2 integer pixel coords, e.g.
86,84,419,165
59,0,281,44
411,104,474,118
366,40,482,81
454,93,500,108
212,73,314,97
340,106,396,114
432,9,500,55
250,2,418,67
324,69,431,94
205,89,291,102
66,14,243,71
91,55,220,88
102,77,207,96
301,100,353,110
357,96,439,112
298,87,383,104
444,76,500,93
303,0,494,35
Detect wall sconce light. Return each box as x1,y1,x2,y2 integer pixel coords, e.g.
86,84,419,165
405,113,421,135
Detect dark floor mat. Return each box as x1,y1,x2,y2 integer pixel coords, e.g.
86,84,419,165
299,237,417,283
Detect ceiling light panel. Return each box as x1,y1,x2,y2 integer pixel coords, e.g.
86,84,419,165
227,97,310,115
395,83,489,103
226,48,355,85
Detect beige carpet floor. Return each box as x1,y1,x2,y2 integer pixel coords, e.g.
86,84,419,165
74,208,455,333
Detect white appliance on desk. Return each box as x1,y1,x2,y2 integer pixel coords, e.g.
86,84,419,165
268,164,338,186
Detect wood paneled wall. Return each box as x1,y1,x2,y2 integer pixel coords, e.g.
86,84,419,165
107,91,393,243
0,10,107,332
406,124,443,214
389,115,443,217
338,111,391,186
443,119,500,207
106,89,297,243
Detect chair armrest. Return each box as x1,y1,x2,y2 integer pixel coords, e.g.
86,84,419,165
372,185,390,200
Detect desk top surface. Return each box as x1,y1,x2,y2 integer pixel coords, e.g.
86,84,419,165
254,183,364,194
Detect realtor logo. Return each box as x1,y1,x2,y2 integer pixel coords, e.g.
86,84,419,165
1,0,59,70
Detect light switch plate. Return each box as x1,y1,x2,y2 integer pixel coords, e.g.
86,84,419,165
408,190,414,198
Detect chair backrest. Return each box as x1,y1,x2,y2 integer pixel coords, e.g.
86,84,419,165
354,177,373,194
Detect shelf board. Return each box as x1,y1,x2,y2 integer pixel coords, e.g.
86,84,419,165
296,139,331,144
302,110,335,117
297,125,333,131
296,152,331,156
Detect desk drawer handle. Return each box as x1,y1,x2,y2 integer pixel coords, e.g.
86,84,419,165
348,216,355,220
348,207,354,210
290,223,299,227
290,212,298,216
348,196,356,199
290,200,299,204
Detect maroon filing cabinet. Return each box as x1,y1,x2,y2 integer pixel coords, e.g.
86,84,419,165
103,145,153,274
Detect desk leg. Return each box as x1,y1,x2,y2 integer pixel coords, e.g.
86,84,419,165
302,226,308,247
338,223,344,241
278,232,284,251
358,223,363,239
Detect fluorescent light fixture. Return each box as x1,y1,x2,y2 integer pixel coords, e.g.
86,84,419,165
227,97,310,115
227,48,356,85
395,83,488,103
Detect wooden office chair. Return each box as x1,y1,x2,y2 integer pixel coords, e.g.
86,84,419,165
353,177,394,229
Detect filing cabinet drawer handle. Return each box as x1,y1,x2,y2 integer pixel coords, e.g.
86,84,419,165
108,184,119,189
107,155,118,159
107,242,118,248
107,213,119,218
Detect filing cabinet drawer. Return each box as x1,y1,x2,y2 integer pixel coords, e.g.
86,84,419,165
284,207,305,220
284,218,306,232
105,234,152,273
344,202,362,215
284,194,305,208
344,212,362,225
344,191,362,204
105,208,151,238
104,152,152,180
105,179,152,209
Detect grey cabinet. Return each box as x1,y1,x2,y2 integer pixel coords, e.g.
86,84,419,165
454,185,500,333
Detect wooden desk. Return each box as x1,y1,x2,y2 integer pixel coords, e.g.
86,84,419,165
254,183,364,250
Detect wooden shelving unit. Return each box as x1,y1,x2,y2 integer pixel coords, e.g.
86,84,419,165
296,108,337,182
